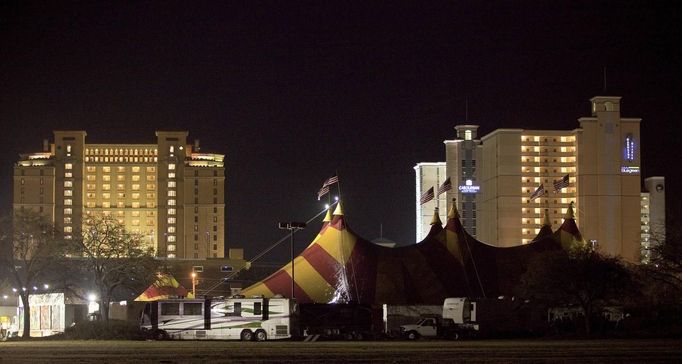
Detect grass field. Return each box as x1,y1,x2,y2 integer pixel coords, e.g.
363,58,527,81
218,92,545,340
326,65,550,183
1,339,682,363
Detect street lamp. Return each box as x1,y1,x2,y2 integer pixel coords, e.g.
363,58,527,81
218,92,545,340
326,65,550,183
278,221,306,299
191,272,197,298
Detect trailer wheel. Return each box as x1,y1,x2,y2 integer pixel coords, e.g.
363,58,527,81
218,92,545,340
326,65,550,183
255,329,267,342
451,332,460,341
354,332,364,341
0,330,7,342
153,330,168,341
406,331,419,340
240,329,254,341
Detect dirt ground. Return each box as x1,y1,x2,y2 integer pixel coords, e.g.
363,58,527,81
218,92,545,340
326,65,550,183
1,339,682,363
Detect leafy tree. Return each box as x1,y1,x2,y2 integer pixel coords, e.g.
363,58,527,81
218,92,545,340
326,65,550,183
68,214,159,322
518,244,634,335
0,211,65,338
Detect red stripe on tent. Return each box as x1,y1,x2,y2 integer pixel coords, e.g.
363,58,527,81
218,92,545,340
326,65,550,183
300,243,344,287
263,269,313,303
330,215,345,230
344,237,378,304
416,238,470,298
558,219,581,236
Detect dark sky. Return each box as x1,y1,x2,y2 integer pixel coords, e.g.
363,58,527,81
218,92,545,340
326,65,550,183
1,1,680,262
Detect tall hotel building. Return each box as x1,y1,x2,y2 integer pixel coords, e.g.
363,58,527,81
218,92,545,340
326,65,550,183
414,162,447,241
416,96,665,263
13,131,226,259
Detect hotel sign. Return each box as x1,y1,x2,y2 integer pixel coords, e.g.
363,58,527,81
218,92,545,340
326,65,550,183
458,179,480,194
621,166,640,174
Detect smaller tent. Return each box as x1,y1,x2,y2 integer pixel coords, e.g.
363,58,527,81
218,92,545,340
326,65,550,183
134,273,192,301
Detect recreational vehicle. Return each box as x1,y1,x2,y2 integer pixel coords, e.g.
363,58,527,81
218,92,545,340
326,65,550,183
140,297,296,341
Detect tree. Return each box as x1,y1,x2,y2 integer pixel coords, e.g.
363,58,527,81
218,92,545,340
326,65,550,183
0,211,65,338
518,245,635,335
643,222,682,296
69,214,159,322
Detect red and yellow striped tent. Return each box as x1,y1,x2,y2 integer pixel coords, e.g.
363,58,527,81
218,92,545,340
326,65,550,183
241,200,581,305
135,273,192,301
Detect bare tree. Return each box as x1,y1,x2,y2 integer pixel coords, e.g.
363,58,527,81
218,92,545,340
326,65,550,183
644,224,682,295
0,211,65,338
69,214,159,322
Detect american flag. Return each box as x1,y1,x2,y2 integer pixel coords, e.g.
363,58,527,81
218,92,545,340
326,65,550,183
437,177,452,196
420,187,435,205
322,174,339,188
530,184,546,201
553,174,570,192
317,185,330,201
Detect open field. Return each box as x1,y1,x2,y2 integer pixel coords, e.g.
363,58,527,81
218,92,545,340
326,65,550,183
1,339,682,363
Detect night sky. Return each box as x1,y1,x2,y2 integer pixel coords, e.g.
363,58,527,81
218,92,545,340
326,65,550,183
1,1,680,263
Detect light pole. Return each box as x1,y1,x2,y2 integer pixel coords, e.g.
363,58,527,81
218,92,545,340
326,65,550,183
191,272,197,298
278,221,306,299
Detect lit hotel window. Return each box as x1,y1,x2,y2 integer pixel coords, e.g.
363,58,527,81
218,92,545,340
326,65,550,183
168,199,176,206
65,190,73,196
168,235,176,243
168,217,176,224
147,166,156,173
103,166,110,173
64,208,72,215
168,226,176,233
65,163,73,170
117,166,125,173
64,199,72,206
102,184,110,191
87,166,96,173
65,172,72,178
168,208,176,215
132,184,140,191
167,244,176,251
168,172,175,179
168,163,176,170
132,202,140,208
64,181,73,188
168,190,176,197
102,202,110,208
168,181,176,188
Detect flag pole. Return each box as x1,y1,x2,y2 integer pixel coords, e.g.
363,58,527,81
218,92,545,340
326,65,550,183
336,170,342,201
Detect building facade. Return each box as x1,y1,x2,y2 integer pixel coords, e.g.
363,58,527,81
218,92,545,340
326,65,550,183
13,131,225,259
641,176,666,263
414,162,447,241
418,96,665,263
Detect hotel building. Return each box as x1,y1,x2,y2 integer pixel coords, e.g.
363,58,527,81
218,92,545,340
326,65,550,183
414,162,447,241
13,131,225,259
417,96,664,263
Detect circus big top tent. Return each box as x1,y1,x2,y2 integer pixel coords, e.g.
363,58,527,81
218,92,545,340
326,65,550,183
240,200,584,305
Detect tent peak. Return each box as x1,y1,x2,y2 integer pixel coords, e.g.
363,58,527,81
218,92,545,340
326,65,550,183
448,198,460,219
323,208,333,222
564,201,575,220
543,209,551,227
430,207,442,225
333,201,344,216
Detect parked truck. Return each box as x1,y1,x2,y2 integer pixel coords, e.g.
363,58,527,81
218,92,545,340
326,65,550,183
397,297,547,340
382,304,442,337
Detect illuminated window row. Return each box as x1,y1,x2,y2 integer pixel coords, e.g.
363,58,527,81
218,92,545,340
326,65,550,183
85,148,158,156
85,156,158,163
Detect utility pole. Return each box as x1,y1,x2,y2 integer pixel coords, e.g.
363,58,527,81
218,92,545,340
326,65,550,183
277,221,306,299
